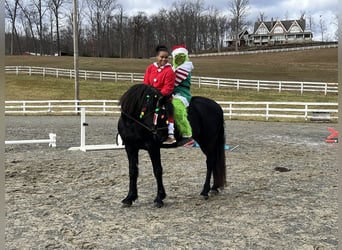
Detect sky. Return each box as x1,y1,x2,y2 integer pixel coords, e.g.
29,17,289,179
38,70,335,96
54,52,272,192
118,0,339,41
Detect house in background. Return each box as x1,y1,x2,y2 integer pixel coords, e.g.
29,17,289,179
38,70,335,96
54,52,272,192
250,17,313,46
225,29,251,47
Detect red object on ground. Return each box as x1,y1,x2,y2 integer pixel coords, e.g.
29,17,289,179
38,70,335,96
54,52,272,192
326,127,338,143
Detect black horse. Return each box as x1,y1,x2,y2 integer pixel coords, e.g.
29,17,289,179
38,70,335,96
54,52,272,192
118,84,226,207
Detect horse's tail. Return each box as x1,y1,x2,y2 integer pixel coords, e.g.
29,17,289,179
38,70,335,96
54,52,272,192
212,112,227,190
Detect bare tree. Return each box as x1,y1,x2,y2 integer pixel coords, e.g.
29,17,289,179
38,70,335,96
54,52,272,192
307,12,314,31
18,1,39,54
49,0,67,55
31,0,48,55
5,0,260,57
258,12,267,22
319,15,327,42
169,0,204,53
331,13,338,41
5,0,21,55
227,0,250,51
116,4,124,58
129,12,148,58
85,0,118,57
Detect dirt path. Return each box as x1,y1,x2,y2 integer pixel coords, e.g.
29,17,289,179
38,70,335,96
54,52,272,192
5,116,338,249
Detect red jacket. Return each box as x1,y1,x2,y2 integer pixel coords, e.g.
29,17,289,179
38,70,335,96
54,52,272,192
143,63,175,96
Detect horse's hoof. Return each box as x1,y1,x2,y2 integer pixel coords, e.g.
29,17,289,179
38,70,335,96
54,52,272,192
200,190,209,199
201,194,209,200
210,189,219,195
121,199,133,207
154,200,164,208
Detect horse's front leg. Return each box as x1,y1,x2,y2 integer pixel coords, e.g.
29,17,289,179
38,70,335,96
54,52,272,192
148,147,166,208
122,146,139,207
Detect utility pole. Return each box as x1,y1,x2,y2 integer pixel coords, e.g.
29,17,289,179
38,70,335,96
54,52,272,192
73,0,80,111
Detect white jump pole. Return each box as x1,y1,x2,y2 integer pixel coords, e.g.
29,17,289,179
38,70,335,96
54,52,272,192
5,133,57,147
80,107,86,150
68,107,124,152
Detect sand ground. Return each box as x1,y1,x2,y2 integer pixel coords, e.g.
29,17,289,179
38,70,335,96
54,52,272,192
5,116,338,249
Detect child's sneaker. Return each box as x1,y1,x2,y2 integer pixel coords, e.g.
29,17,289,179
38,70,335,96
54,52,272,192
182,137,195,148
163,135,176,144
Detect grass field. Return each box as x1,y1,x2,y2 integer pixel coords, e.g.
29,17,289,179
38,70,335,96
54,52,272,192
5,47,338,102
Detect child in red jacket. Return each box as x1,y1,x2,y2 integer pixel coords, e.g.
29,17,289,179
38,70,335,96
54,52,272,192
143,45,177,144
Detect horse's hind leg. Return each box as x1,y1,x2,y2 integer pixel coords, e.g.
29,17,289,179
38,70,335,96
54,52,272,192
200,155,215,199
201,168,212,199
122,146,139,207
148,147,166,208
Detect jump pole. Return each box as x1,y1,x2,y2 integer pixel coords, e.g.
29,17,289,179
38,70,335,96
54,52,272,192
68,107,124,152
5,133,57,147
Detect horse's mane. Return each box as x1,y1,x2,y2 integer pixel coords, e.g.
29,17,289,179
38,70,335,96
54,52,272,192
119,84,162,116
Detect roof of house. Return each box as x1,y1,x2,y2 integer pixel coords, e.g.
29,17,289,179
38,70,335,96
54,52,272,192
253,18,306,33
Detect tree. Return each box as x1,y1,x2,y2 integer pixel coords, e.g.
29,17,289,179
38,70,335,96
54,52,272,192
331,13,338,41
18,1,39,54
129,12,148,58
319,15,327,42
85,0,119,57
5,0,21,55
169,0,204,53
49,0,67,55
227,0,250,51
31,0,48,55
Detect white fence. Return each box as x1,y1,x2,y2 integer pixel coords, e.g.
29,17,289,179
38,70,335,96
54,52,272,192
192,44,338,57
5,100,338,122
5,66,338,95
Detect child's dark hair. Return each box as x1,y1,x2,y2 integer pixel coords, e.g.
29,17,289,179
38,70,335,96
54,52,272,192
155,45,169,54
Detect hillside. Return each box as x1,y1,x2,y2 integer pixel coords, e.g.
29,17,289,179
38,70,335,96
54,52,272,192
5,47,337,83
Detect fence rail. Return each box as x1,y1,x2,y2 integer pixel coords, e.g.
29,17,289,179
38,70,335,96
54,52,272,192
5,100,338,122
5,66,338,95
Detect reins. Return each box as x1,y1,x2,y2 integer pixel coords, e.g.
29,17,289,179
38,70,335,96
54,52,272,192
121,110,167,135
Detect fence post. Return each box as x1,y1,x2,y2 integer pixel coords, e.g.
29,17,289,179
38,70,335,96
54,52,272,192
278,81,282,92
56,69,59,78
43,68,46,77
304,104,308,121
266,103,269,121
199,77,201,88
229,103,232,120
257,80,260,92
16,66,19,75
48,101,52,112
237,79,240,91
23,101,26,113
324,83,327,95
75,100,79,113
301,82,304,95
29,67,32,76
217,79,220,89
100,72,102,81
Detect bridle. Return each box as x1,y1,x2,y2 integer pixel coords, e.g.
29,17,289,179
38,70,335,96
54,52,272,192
121,95,168,135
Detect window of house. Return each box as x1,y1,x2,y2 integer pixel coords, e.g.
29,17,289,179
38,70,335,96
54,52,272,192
289,26,301,33
257,27,268,35
274,26,283,34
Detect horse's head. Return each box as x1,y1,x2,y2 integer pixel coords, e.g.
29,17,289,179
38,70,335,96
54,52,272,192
119,84,170,144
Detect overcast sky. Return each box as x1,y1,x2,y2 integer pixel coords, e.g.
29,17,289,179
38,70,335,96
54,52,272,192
118,0,338,41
